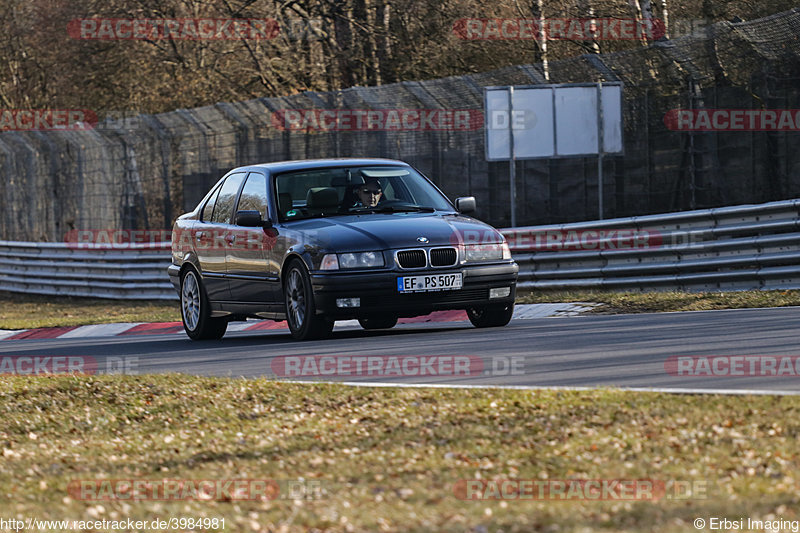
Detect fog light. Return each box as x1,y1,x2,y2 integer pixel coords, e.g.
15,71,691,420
489,287,511,299
336,298,361,308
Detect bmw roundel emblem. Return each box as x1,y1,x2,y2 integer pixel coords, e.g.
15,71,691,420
417,236,429,243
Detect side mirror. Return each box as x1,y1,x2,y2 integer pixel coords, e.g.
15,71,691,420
235,210,272,229
455,196,476,214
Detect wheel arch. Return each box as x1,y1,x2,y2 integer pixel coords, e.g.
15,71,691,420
179,256,202,280
279,251,313,285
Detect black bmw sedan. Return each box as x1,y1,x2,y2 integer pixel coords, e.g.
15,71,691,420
168,158,518,340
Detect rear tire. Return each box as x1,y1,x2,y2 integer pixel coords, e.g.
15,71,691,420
284,260,334,340
467,302,514,328
358,316,398,330
180,268,227,340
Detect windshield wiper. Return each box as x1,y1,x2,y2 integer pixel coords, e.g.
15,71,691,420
350,205,435,214
376,205,435,213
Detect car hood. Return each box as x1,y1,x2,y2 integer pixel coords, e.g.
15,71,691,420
286,213,504,251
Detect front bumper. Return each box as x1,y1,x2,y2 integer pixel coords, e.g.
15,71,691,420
310,262,518,319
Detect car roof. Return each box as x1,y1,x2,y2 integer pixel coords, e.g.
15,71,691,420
231,158,412,174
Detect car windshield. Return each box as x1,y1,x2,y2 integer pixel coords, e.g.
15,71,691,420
274,166,455,221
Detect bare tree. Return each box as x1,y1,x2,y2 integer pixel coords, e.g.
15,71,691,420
513,0,550,79
627,0,655,44
657,0,669,39
0,0,794,115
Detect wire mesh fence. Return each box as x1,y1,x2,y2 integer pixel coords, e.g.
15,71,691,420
1,8,799,241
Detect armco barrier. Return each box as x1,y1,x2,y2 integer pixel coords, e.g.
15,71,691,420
0,241,175,300
0,199,799,300
504,199,800,291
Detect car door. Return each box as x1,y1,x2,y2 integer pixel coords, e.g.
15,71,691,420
227,171,280,303
195,171,246,302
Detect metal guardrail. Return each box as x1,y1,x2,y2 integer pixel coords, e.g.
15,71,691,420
0,241,175,300
0,199,798,299
504,199,800,291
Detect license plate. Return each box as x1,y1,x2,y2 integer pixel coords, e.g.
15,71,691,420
397,273,462,293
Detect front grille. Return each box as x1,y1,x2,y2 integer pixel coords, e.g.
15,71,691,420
429,247,457,267
396,249,426,269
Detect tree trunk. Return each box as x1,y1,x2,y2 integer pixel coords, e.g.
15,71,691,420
530,0,549,79
658,0,670,39
375,0,392,84
629,0,654,44
332,1,355,88
584,4,601,54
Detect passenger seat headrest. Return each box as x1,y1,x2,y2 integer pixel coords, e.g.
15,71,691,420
306,187,339,208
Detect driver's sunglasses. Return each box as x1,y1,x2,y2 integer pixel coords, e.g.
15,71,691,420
360,187,382,195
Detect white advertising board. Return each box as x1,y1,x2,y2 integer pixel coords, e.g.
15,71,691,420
485,83,622,160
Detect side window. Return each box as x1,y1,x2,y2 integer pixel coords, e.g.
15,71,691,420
211,172,246,224
201,184,222,222
237,172,268,219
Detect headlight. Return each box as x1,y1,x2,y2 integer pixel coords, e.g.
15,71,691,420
322,251,385,270
464,243,507,262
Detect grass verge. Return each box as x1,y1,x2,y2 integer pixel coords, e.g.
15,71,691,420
517,289,800,314
1,375,798,532
0,291,178,330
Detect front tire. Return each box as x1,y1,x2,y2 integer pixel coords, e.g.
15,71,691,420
180,268,227,340
467,302,514,328
358,316,398,330
284,260,334,340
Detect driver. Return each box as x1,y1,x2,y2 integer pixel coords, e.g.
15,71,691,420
354,179,383,207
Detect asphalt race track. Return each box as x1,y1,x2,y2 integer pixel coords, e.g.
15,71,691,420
1,307,799,394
